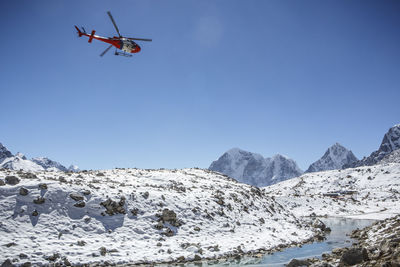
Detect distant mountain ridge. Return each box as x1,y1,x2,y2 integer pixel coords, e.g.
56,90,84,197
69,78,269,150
344,124,400,168
209,148,303,187
0,142,79,172
306,143,358,173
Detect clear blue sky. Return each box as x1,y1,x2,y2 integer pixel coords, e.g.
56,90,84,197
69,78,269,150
1,0,399,170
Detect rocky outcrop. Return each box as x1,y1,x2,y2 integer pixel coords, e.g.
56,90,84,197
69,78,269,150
306,143,358,173
0,143,13,164
209,148,303,187
344,124,400,168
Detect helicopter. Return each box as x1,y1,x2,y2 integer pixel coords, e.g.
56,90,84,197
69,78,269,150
75,11,152,57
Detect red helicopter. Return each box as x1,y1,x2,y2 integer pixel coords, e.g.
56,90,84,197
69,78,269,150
75,11,152,57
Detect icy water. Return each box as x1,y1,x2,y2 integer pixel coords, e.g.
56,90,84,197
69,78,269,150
182,217,375,267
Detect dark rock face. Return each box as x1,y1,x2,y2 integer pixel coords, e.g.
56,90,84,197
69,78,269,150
339,247,368,265
209,148,303,187
306,143,358,173
344,124,400,168
0,143,13,164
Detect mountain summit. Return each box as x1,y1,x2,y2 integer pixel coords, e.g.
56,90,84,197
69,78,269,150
0,143,13,164
209,148,303,187
305,143,358,173
344,124,400,168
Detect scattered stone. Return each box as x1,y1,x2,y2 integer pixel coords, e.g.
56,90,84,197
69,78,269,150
164,227,174,237
99,246,107,256
177,256,185,262
142,191,149,199
19,187,29,196
0,179,5,186
160,208,181,227
69,193,84,201
5,176,20,185
45,253,60,261
130,208,139,216
20,262,31,267
33,197,45,204
38,183,47,190
82,190,91,195
3,242,17,248
19,254,28,259
312,218,327,231
100,197,126,215
156,242,162,247
31,210,38,216
194,226,201,231
77,240,86,246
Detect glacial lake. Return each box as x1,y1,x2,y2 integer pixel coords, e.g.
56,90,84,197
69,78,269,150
181,217,375,267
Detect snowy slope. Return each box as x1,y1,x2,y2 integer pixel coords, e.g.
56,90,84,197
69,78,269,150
344,124,400,168
264,163,400,220
0,155,45,172
305,143,358,173
209,148,303,187
0,168,315,265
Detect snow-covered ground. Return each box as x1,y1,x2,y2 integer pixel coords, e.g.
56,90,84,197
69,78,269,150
0,168,315,266
264,163,400,220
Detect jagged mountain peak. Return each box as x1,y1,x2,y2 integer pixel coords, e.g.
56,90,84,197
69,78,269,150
31,157,68,172
344,124,400,168
0,143,13,163
306,143,358,173
209,148,302,187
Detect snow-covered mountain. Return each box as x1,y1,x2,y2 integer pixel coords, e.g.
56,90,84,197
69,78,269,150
305,143,358,173
209,148,303,187
32,157,68,172
344,124,400,168
0,167,316,265
0,142,78,172
0,154,45,172
0,143,13,163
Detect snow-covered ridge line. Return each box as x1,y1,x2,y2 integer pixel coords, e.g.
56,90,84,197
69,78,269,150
264,162,400,220
0,167,316,266
0,142,79,172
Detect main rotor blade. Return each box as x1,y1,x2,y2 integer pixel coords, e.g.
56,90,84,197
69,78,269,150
100,45,113,57
107,11,121,37
126,37,152,42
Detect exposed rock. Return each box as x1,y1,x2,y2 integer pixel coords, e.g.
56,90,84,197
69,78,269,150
312,218,327,231
160,209,181,227
287,258,310,267
69,193,84,201
100,197,126,215
38,183,47,190
5,176,20,185
0,179,5,186
82,190,91,195
19,187,29,196
339,247,368,265
31,209,38,216
33,197,45,204
74,201,85,208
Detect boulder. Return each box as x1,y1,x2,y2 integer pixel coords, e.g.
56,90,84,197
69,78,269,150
0,179,5,186
19,187,29,196
74,201,85,208
69,193,84,201
339,247,368,265
286,259,310,267
5,176,20,185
